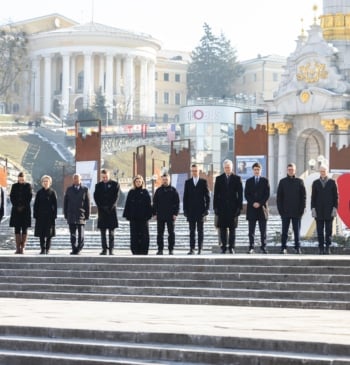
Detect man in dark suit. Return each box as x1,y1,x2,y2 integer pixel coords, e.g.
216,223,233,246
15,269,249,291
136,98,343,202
311,165,338,254
277,163,306,254
152,173,180,255
244,162,270,254
94,169,120,255
183,164,210,255
213,159,243,254
64,173,91,255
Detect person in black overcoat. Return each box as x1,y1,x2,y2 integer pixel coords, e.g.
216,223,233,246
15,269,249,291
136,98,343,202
9,172,33,254
123,175,152,255
311,165,338,254
277,163,306,254
213,159,243,254
183,164,210,255
33,175,57,254
94,169,119,255
0,185,4,223
64,173,90,255
244,162,270,254
152,173,180,255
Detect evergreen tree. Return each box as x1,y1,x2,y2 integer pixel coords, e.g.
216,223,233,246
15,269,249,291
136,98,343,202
92,87,107,122
187,23,243,99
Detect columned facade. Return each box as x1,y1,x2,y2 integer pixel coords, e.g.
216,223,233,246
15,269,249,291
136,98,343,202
22,21,161,122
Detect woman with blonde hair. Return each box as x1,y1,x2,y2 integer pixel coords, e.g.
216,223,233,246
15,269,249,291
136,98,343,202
33,175,57,254
123,175,152,254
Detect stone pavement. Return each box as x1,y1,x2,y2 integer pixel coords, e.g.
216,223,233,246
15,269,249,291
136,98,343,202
0,297,350,346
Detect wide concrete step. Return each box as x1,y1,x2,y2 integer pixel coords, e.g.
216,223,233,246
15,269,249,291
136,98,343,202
2,275,350,290
0,256,349,309
0,326,350,365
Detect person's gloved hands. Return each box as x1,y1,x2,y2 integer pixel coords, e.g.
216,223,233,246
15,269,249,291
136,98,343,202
311,208,317,218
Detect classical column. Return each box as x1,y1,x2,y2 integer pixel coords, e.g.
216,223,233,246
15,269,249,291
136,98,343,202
82,52,93,109
123,55,134,117
70,55,76,95
334,118,350,148
147,60,155,118
115,57,121,96
98,54,104,90
61,53,71,116
43,55,52,116
267,123,276,194
31,57,41,113
321,119,336,163
139,58,148,117
105,53,114,107
275,122,292,184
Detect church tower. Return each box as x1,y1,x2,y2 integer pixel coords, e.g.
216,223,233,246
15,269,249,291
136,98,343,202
320,0,350,75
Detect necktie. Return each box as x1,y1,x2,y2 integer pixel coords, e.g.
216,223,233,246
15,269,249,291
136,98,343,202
226,175,230,185
255,177,259,185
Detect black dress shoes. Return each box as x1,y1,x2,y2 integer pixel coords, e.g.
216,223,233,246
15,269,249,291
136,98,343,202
187,249,195,255
169,250,174,255
156,250,163,255
247,248,255,254
294,247,302,254
221,247,226,254
228,247,235,254
260,246,268,254
100,250,107,255
280,248,287,254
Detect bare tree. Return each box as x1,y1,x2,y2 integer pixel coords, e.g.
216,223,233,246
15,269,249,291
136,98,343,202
0,25,28,100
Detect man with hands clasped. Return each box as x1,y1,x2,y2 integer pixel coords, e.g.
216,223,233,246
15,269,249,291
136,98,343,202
311,165,338,255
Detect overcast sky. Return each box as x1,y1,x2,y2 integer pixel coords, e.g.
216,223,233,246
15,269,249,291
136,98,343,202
2,0,323,60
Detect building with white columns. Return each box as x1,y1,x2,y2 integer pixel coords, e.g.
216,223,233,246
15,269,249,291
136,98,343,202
6,13,188,123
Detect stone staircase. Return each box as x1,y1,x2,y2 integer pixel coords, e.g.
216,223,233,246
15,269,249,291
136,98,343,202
0,255,350,363
0,325,350,364
0,255,349,310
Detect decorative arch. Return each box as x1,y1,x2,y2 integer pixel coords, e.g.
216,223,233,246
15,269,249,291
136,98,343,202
296,128,325,173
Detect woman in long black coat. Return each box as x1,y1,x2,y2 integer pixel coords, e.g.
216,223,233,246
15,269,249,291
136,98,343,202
10,172,33,254
123,175,152,255
33,175,57,254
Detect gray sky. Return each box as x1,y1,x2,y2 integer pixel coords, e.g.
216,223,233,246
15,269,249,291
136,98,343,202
2,0,323,60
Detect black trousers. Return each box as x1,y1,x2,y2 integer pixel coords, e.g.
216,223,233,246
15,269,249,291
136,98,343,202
100,228,115,251
220,225,236,249
281,217,301,248
69,224,85,253
157,219,175,251
189,219,204,250
248,219,267,248
316,219,333,247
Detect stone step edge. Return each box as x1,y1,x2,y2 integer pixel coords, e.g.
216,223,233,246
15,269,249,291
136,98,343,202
0,291,348,310
1,327,350,359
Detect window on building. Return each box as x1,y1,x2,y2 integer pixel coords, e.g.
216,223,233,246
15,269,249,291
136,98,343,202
163,114,169,122
78,71,84,91
175,74,180,82
175,93,181,105
155,72,158,81
273,72,278,82
164,92,169,104
164,73,169,81
253,73,257,82
155,91,158,104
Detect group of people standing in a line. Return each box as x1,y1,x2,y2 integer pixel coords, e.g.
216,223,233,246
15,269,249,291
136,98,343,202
0,158,339,255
